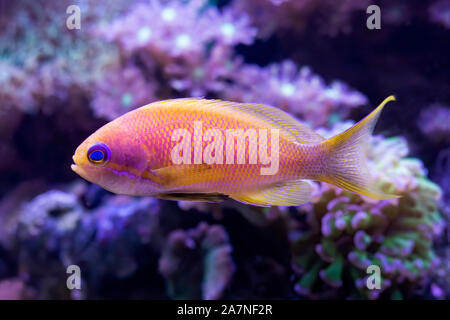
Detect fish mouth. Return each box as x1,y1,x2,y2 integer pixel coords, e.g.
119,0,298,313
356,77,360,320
71,155,77,172
71,155,83,176
71,162,89,182
71,163,83,177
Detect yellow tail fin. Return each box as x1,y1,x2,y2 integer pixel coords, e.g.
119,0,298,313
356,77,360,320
320,95,399,200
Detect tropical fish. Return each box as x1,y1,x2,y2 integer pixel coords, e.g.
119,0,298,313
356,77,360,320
71,96,398,206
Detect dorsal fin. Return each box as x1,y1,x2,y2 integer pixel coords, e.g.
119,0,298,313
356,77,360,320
148,98,325,144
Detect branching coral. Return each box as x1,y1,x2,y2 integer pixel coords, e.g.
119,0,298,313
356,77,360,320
289,124,444,299
95,0,367,127
1,0,367,127
0,0,121,116
98,0,256,98
224,61,367,128
91,64,158,120
158,222,235,300
101,0,256,57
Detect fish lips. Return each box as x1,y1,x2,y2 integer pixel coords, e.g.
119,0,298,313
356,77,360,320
71,155,87,179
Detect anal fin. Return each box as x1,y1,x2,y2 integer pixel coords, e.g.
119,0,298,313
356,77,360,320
230,180,313,207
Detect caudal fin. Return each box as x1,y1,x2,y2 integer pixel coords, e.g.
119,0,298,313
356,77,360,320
319,95,399,200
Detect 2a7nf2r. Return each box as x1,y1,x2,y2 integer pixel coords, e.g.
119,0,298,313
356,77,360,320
221,304,273,315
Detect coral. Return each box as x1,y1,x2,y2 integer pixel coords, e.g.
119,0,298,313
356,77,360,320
0,278,34,300
11,190,84,299
101,0,256,56
165,45,241,97
7,185,167,299
98,0,256,98
159,222,235,299
17,190,83,242
289,124,444,299
63,194,163,281
0,1,120,116
431,246,450,299
0,0,448,301
232,0,371,37
429,0,450,29
433,148,450,218
224,61,367,128
417,104,450,144
91,64,158,120
100,0,214,55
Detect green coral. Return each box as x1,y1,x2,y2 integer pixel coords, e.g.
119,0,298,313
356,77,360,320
290,132,444,299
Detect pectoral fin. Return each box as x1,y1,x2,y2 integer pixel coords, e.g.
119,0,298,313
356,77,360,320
230,180,313,207
152,163,220,188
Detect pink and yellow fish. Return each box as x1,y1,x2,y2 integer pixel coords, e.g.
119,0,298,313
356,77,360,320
72,96,398,206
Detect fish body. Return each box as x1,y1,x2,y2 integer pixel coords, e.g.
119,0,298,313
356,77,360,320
72,96,398,206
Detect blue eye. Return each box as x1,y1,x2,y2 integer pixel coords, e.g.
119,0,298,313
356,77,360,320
87,143,111,165
90,150,104,161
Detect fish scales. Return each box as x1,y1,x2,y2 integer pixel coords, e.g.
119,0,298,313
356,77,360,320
72,97,398,206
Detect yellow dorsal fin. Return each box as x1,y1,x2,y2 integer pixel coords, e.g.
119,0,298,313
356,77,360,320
148,98,325,144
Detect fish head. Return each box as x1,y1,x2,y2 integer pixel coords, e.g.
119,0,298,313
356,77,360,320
71,119,151,195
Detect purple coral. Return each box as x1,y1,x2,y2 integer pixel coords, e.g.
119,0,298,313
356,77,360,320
225,60,367,128
91,65,158,120
18,190,83,240
101,0,255,56
434,148,450,216
100,0,216,56
98,0,256,97
0,278,33,300
7,186,166,299
432,247,450,299
417,104,450,143
0,1,121,116
429,0,450,29
61,192,164,284
165,45,241,97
